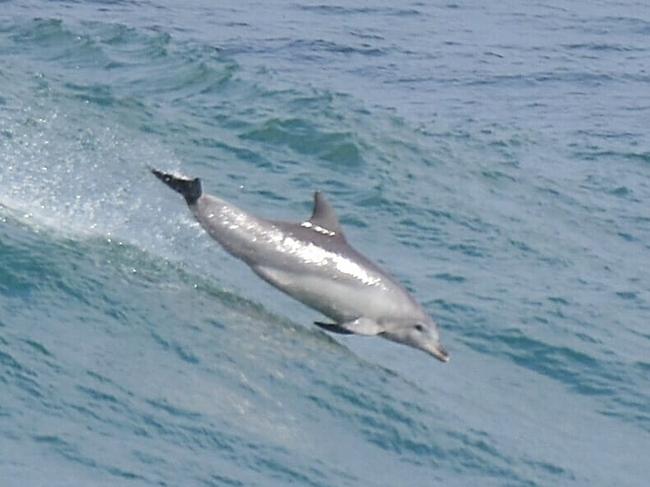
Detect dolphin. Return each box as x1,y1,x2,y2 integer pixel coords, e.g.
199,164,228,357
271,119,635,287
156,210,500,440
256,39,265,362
152,169,449,362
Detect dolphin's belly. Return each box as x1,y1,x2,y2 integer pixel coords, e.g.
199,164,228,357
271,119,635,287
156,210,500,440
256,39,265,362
252,265,408,322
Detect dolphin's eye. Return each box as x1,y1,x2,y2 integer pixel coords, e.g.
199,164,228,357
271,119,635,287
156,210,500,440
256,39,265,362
414,324,424,332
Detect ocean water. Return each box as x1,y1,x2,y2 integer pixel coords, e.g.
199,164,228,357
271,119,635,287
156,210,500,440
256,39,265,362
1,1,649,485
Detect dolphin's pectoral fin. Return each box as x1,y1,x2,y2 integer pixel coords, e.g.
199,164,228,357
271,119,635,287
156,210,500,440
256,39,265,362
314,322,354,335
315,317,384,336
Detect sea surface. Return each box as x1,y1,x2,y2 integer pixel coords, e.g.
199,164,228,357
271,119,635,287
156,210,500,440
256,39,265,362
1,1,649,486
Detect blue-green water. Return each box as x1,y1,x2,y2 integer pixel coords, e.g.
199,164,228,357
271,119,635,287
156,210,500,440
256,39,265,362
1,1,649,485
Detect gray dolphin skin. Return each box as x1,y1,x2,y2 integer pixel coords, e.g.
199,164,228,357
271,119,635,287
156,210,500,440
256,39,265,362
152,169,449,362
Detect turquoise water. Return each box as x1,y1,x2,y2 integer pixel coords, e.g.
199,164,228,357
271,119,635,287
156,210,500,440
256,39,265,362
1,1,649,485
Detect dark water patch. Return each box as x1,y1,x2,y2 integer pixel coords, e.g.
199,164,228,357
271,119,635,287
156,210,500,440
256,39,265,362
636,361,650,373
573,149,650,164
7,18,111,68
253,189,290,202
481,169,518,183
0,221,118,314
359,194,490,245
144,55,237,100
21,339,53,358
361,417,444,461
287,38,387,58
89,21,172,60
509,239,534,253
34,434,147,481
524,459,574,479
321,140,363,165
146,398,202,420
33,433,69,447
487,328,622,397
433,272,466,283
445,430,515,477
356,193,407,216
298,4,421,17
431,298,482,321
64,82,115,107
1,356,43,400
191,138,271,168
7,17,70,47
0,222,59,299
561,42,646,52
76,385,120,405
4,16,238,114
609,186,632,197
348,30,385,41
135,410,242,455
615,291,638,301
0,349,24,374
574,331,600,345
67,402,112,427
149,330,200,364
617,232,635,242
132,449,166,467
205,473,245,487
599,403,650,433
631,330,650,341
339,214,368,229
253,456,329,487
448,242,488,258
241,118,364,166
298,369,477,475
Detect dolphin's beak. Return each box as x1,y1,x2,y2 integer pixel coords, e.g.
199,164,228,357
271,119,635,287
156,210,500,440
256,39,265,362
429,344,450,363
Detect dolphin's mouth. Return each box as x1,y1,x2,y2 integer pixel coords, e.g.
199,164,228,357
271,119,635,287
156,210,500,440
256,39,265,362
429,345,450,363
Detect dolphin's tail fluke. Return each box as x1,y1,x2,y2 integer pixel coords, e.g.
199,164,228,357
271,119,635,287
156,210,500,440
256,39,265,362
151,168,202,205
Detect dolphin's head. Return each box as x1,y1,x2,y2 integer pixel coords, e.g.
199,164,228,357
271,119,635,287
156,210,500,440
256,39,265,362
381,317,449,363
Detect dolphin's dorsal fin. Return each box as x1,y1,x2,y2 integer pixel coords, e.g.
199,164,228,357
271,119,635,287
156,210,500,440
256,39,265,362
302,191,344,237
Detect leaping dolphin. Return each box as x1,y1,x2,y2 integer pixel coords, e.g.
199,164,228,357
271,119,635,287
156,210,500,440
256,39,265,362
152,169,449,362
